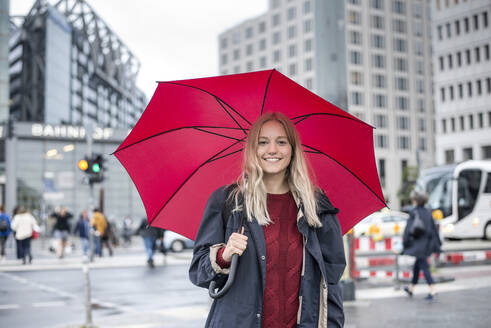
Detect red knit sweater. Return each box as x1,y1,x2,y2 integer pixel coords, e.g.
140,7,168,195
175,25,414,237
217,192,302,327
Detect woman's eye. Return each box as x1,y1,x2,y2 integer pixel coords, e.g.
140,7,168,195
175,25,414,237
258,140,268,145
278,140,288,145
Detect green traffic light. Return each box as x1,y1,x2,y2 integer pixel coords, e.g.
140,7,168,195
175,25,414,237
92,163,101,173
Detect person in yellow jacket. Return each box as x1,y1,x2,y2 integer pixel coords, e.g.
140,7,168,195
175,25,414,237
90,208,107,257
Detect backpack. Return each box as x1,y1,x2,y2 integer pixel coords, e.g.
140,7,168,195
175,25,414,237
0,217,8,232
410,209,426,238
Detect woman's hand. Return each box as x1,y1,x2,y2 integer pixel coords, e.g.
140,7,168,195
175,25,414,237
222,228,248,262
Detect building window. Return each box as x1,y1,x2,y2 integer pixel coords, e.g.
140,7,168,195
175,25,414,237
349,10,362,25
303,0,311,14
397,136,410,150
413,2,422,18
451,117,456,132
485,45,490,60
349,0,361,4
393,38,407,52
445,149,455,164
395,77,408,91
259,56,267,68
220,38,228,49
246,61,254,72
288,25,297,39
349,31,362,45
484,12,489,28
304,19,312,33
272,14,281,27
395,57,408,71
246,27,253,39
442,119,447,133
461,147,473,160
288,63,297,76
373,94,387,108
246,44,253,56
417,80,424,94
475,47,481,63
372,34,385,48
437,25,443,40
478,112,484,128
272,0,280,9
487,78,491,93
259,39,266,50
378,158,386,187
459,115,465,130
371,0,384,10
464,17,469,32
469,114,474,129
396,96,408,110
305,58,313,72
259,21,266,33
459,83,464,99
392,0,406,14
287,7,297,20
373,54,385,68
415,60,424,74
221,54,228,65
477,79,482,95
418,118,426,132
467,81,473,97
446,23,451,38
457,51,462,66
289,44,296,57
371,15,385,29
273,50,281,63
483,146,491,159
441,87,446,102
419,137,427,151
466,49,471,64
350,51,363,65
417,99,425,112
233,31,241,44
351,91,364,105
376,135,389,148
393,19,407,33
449,85,454,100
374,114,388,128
397,116,410,130
455,20,461,35
233,65,240,73
473,14,479,30
373,74,386,88
305,78,313,90
273,31,281,45
448,54,453,68
305,39,312,52
233,49,240,60
439,56,444,71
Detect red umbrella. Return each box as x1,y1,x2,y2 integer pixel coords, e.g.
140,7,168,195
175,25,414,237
114,69,386,240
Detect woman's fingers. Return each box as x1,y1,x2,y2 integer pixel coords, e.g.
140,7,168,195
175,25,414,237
223,232,248,260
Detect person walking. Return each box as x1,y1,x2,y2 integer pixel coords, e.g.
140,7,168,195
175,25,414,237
73,210,91,256
51,207,73,259
136,217,163,268
189,112,346,327
90,208,107,257
11,206,40,264
100,219,114,257
0,205,12,262
402,189,442,300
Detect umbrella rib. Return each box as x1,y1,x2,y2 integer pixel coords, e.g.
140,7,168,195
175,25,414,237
214,97,248,135
293,113,375,129
302,144,387,207
148,139,244,227
260,70,275,115
161,81,252,126
207,148,244,163
193,127,247,142
112,126,244,155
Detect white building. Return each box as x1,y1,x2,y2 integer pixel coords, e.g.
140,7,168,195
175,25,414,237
432,0,491,164
218,0,435,209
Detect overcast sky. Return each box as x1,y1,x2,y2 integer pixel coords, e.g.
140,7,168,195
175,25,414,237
10,0,268,99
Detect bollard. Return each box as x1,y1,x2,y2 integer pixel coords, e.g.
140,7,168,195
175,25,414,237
394,253,400,290
83,256,93,327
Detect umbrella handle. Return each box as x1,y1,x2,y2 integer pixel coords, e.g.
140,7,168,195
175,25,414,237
208,253,239,299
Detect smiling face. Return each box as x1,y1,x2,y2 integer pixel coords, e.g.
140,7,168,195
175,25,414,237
257,120,293,179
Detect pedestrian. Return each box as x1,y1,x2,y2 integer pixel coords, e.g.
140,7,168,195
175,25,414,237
51,206,73,259
402,189,442,300
189,112,346,327
100,219,114,257
10,206,40,265
73,210,91,256
0,205,12,262
90,208,107,257
122,216,133,247
136,217,164,268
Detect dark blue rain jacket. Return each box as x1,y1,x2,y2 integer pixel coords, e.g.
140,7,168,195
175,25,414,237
403,206,441,259
189,186,346,327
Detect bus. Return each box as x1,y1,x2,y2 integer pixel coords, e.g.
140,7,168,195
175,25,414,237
416,160,491,240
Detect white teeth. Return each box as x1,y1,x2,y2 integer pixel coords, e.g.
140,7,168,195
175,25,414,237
265,158,280,162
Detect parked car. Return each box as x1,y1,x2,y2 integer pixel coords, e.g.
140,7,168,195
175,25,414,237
354,210,409,238
164,231,194,252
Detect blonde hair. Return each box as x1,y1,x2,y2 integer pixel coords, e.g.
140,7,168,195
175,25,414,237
232,112,322,227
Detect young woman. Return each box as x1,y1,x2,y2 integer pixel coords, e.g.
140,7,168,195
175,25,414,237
189,112,346,327
402,190,441,300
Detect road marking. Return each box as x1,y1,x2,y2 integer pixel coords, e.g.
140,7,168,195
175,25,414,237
0,304,20,310
32,301,67,307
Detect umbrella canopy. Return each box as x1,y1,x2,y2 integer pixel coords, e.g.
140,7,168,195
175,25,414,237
114,69,386,240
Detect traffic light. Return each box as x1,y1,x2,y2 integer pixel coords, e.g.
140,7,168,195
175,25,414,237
77,154,105,183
